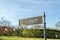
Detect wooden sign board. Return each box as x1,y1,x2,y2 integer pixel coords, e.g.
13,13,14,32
19,16,43,26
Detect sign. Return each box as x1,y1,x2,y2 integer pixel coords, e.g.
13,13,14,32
19,16,43,26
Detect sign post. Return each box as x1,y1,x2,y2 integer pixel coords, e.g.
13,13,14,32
44,12,46,40
19,13,45,39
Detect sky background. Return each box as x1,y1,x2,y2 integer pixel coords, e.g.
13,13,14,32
0,0,60,28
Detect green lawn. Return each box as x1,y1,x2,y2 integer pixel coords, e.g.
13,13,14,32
0,36,60,40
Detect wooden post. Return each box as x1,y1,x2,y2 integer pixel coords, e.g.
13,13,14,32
44,12,46,40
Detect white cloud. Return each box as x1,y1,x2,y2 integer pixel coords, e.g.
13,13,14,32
17,8,34,13
17,0,44,4
17,0,60,4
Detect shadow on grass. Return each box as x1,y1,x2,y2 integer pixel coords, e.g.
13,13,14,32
0,38,4,40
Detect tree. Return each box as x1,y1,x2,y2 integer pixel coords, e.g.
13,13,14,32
55,21,60,27
0,17,11,26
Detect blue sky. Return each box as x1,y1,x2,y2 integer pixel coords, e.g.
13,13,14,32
0,0,60,28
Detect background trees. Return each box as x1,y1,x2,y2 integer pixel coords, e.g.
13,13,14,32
55,21,60,27
0,17,11,26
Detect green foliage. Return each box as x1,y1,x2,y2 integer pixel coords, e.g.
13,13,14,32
22,29,44,38
22,29,60,38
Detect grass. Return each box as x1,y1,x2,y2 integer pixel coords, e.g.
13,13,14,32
0,36,60,40
0,36,43,40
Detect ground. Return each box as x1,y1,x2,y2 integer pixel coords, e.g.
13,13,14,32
0,36,60,40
